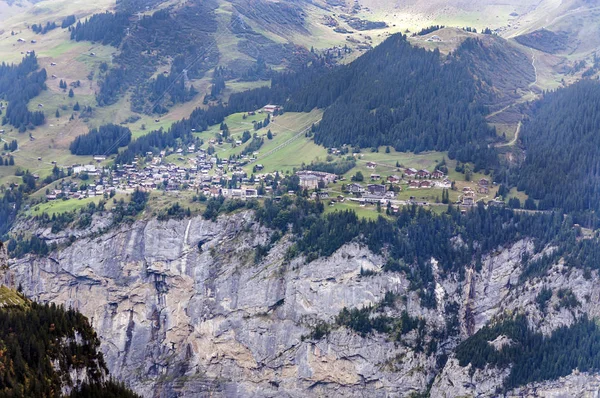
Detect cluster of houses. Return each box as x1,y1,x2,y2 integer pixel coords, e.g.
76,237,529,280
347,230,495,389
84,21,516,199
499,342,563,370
44,146,263,202
297,170,338,190
461,178,491,206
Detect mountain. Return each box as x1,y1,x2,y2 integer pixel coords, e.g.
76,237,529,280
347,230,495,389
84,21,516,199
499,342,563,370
3,203,600,397
3,0,600,397
0,241,139,397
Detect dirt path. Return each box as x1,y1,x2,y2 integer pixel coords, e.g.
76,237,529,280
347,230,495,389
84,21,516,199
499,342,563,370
530,50,538,91
495,121,521,148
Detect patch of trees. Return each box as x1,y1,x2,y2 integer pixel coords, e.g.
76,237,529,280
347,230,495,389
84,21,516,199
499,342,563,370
115,105,228,164
241,136,264,155
111,189,149,224
132,54,200,112
70,124,132,155
0,293,140,397
415,25,445,36
202,196,254,221
304,158,356,175
70,12,130,46
515,80,600,226
0,53,46,130
226,57,331,112
0,155,15,166
4,139,17,151
61,15,76,28
6,234,51,257
31,21,57,34
156,202,191,221
520,226,600,282
514,29,570,54
285,34,498,170
0,188,24,237
456,315,600,391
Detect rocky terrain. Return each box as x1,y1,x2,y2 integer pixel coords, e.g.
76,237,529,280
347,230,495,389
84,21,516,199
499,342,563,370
2,211,600,397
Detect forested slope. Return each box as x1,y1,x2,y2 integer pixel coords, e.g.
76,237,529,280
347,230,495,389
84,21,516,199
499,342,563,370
516,80,600,224
0,286,139,397
286,34,498,169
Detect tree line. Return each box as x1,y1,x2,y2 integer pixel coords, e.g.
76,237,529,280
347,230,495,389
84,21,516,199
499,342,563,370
0,295,140,397
70,124,132,155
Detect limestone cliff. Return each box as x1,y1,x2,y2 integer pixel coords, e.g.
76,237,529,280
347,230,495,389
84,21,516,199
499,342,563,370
3,212,600,397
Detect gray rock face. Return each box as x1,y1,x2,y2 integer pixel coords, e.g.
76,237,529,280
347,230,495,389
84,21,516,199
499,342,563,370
3,212,600,397
0,241,7,270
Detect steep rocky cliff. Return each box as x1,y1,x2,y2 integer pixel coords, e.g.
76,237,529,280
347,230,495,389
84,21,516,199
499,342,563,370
3,212,600,397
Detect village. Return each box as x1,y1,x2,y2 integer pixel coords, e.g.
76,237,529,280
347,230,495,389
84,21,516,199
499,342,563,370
44,146,499,213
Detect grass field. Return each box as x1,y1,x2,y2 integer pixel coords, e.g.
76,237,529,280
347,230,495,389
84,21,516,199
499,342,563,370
28,194,121,217
323,200,386,221
195,109,326,175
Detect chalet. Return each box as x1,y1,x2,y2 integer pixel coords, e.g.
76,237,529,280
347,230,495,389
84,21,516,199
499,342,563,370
432,170,445,179
387,175,400,184
478,186,490,194
366,162,377,169
255,164,264,171
405,168,417,177
488,199,505,207
417,169,431,178
420,180,432,189
367,184,386,196
409,181,420,189
347,183,364,194
463,192,475,206
312,191,330,200
263,104,280,113
17,38,25,42
370,173,381,181
479,178,490,187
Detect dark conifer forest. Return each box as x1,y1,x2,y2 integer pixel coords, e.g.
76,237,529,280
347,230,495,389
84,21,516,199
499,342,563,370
516,80,600,225
0,53,46,130
0,290,140,397
70,124,132,155
285,34,499,169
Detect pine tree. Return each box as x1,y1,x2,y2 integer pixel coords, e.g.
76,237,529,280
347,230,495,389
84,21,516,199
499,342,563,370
68,88,74,98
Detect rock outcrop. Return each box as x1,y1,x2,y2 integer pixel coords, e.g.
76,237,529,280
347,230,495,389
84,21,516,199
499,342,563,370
3,212,600,397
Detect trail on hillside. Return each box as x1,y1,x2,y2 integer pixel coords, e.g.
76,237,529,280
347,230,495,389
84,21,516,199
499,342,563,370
495,121,522,148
